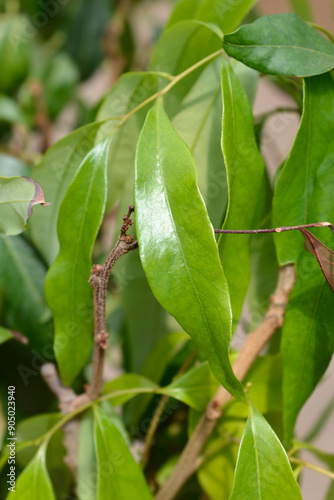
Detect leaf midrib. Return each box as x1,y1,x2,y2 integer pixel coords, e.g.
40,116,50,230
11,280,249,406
155,105,222,363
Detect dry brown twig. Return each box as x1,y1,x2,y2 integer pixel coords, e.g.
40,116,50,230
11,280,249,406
154,263,295,500
41,206,138,473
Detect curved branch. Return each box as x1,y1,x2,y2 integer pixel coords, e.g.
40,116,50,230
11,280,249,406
155,264,295,500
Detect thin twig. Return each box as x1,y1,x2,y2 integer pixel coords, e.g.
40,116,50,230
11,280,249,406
289,456,334,480
86,205,138,400
143,349,198,468
215,221,334,235
155,264,295,500
307,22,334,43
41,363,79,476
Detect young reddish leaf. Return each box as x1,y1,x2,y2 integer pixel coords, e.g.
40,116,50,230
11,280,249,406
298,228,334,292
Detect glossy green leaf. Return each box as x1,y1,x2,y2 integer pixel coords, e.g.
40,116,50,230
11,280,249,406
31,120,112,264
272,74,334,442
0,15,32,93
150,21,222,115
281,255,334,443
288,0,313,20
97,72,170,208
161,362,219,410
223,13,334,76
0,176,50,235
0,235,50,348
135,100,245,402
219,59,265,324
45,138,111,385
273,73,334,264
77,410,97,500
103,374,159,406
7,446,56,500
93,406,153,500
229,405,302,499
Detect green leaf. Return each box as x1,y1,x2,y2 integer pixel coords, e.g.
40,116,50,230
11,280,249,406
93,406,153,500
173,58,258,230
0,326,14,344
0,176,50,235
150,21,222,114
272,75,334,442
97,72,170,208
219,59,266,324
45,138,111,385
229,405,302,499
0,94,26,124
31,120,112,264
161,362,219,411
77,409,97,500
40,52,79,119
223,13,334,76
103,374,159,406
7,446,56,500
244,355,282,414
167,0,258,34
126,331,190,426
172,59,227,229
288,0,313,21
0,235,50,348
281,256,334,443
0,16,32,93
194,0,258,33
197,418,244,500
121,249,168,372
166,0,201,28
0,153,30,177
135,100,245,402
273,73,334,264
141,331,190,383
15,414,71,499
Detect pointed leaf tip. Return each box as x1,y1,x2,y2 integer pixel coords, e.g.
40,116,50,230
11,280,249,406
299,228,334,292
0,175,50,235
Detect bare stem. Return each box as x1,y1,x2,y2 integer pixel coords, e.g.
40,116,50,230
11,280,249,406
143,349,198,468
215,221,334,235
86,206,138,400
289,457,334,480
154,264,295,500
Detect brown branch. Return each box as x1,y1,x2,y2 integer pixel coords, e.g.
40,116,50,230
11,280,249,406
154,264,295,500
86,205,138,400
41,363,79,476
